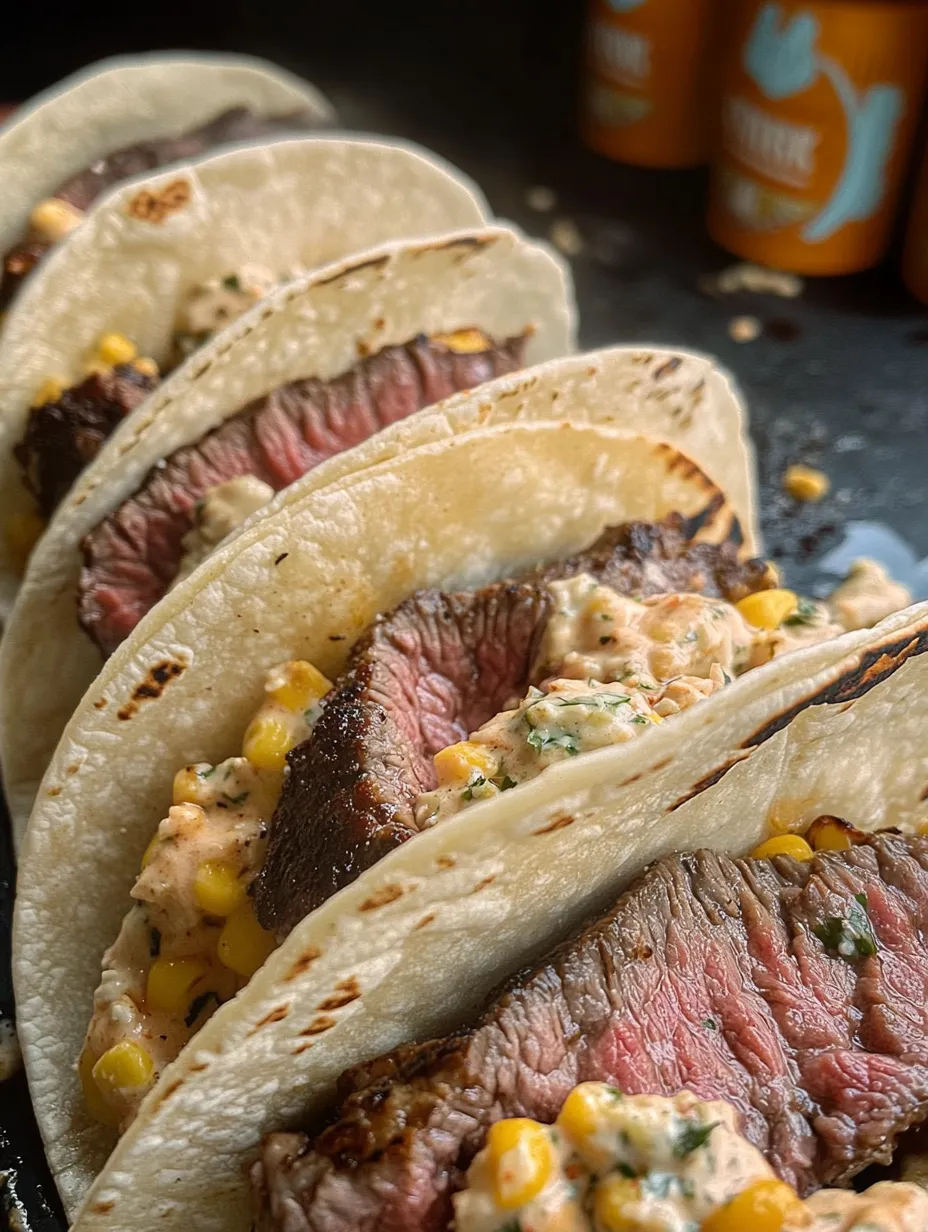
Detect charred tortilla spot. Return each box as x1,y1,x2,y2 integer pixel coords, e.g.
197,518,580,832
189,1062,208,1072
316,254,390,288
745,630,928,748
93,697,107,709
653,356,683,380
436,856,456,871
117,658,186,719
46,786,61,797
470,875,496,893
318,979,361,1011
292,1042,314,1055
285,948,323,982
414,913,436,930
619,771,644,787
66,763,79,775
248,1005,290,1035
158,1078,183,1103
90,1202,114,1215
668,750,754,813
359,884,404,911
533,813,575,834
274,553,289,566
126,177,192,223
300,1015,337,1036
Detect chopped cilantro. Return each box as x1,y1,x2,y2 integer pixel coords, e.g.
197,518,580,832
630,715,649,725
813,892,878,960
461,775,488,802
783,596,818,627
701,1017,717,1030
599,635,613,645
223,790,250,806
606,1085,624,1101
542,693,630,712
672,1118,719,1158
197,766,217,779
616,1161,638,1178
497,775,517,791
222,273,241,291
526,727,579,756
599,612,612,621
185,990,220,1029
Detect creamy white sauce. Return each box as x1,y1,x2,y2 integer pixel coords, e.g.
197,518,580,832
827,558,912,633
174,475,275,586
173,264,286,358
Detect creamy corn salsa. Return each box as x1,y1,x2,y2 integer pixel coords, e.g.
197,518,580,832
455,1085,928,1232
80,659,331,1129
417,564,907,826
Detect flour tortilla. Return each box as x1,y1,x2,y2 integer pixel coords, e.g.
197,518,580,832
13,415,743,1211
0,52,333,259
0,134,491,611
11,411,928,1223
0,226,579,842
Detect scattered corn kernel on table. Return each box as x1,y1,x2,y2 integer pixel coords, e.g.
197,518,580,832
3,58,928,1232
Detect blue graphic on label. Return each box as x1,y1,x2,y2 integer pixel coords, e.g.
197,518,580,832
606,0,647,11
740,2,905,242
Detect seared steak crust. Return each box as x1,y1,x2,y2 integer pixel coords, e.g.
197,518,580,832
78,335,526,656
0,107,323,308
14,363,158,518
254,517,774,935
253,835,928,1232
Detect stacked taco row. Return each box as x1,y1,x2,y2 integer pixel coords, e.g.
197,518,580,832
3,52,927,1232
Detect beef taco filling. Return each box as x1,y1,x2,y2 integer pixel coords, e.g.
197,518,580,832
76,330,527,654
79,518,908,1130
0,106,323,310
251,833,928,1232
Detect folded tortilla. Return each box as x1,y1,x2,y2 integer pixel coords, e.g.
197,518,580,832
0,52,333,267
0,226,580,841
0,134,493,611
11,387,926,1224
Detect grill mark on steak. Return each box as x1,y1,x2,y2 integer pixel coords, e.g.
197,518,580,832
0,107,324,309
77,334,526,656
252,835,928,1232
254,517,774,936
14,363,159,518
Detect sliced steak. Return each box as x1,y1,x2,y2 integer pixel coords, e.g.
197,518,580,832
0,107,324,309
252,835,928,1232
254,517,774,935
78,335,526,656
14,363,159,518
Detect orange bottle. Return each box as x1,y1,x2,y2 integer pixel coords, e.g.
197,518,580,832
580,0,723,169
708,0,928,275
903,143,928,302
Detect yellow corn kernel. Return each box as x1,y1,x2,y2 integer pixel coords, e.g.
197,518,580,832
647,710,663,724
486,1118,554,1210
736,589,799,631
433,741,497,788
267,660,332,713
133,355,159,378
701,1178,805,1232
145,956,209,1015
751,835,814,862
783,464,830,503
808,815,855,852
79,1048,122,1127
29,197,83,242
31,376,65,407
218,900,276,978
433,328,489,354
243,714,297,772
140,829,161,869
91,1040,155,1094
593,1175,642,1232
558,1083,601,1146
194,860,247,917
96,332,138,366
172,765,213,807
4,511,45,573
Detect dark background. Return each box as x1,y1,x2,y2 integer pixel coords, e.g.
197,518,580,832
4,5,928,1229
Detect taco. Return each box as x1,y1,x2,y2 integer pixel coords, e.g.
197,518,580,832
0,52,333,311
0,226,576,839
0,133,492,609
11,354,917,1221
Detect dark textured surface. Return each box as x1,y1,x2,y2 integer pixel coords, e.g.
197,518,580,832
4,12,928,1224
